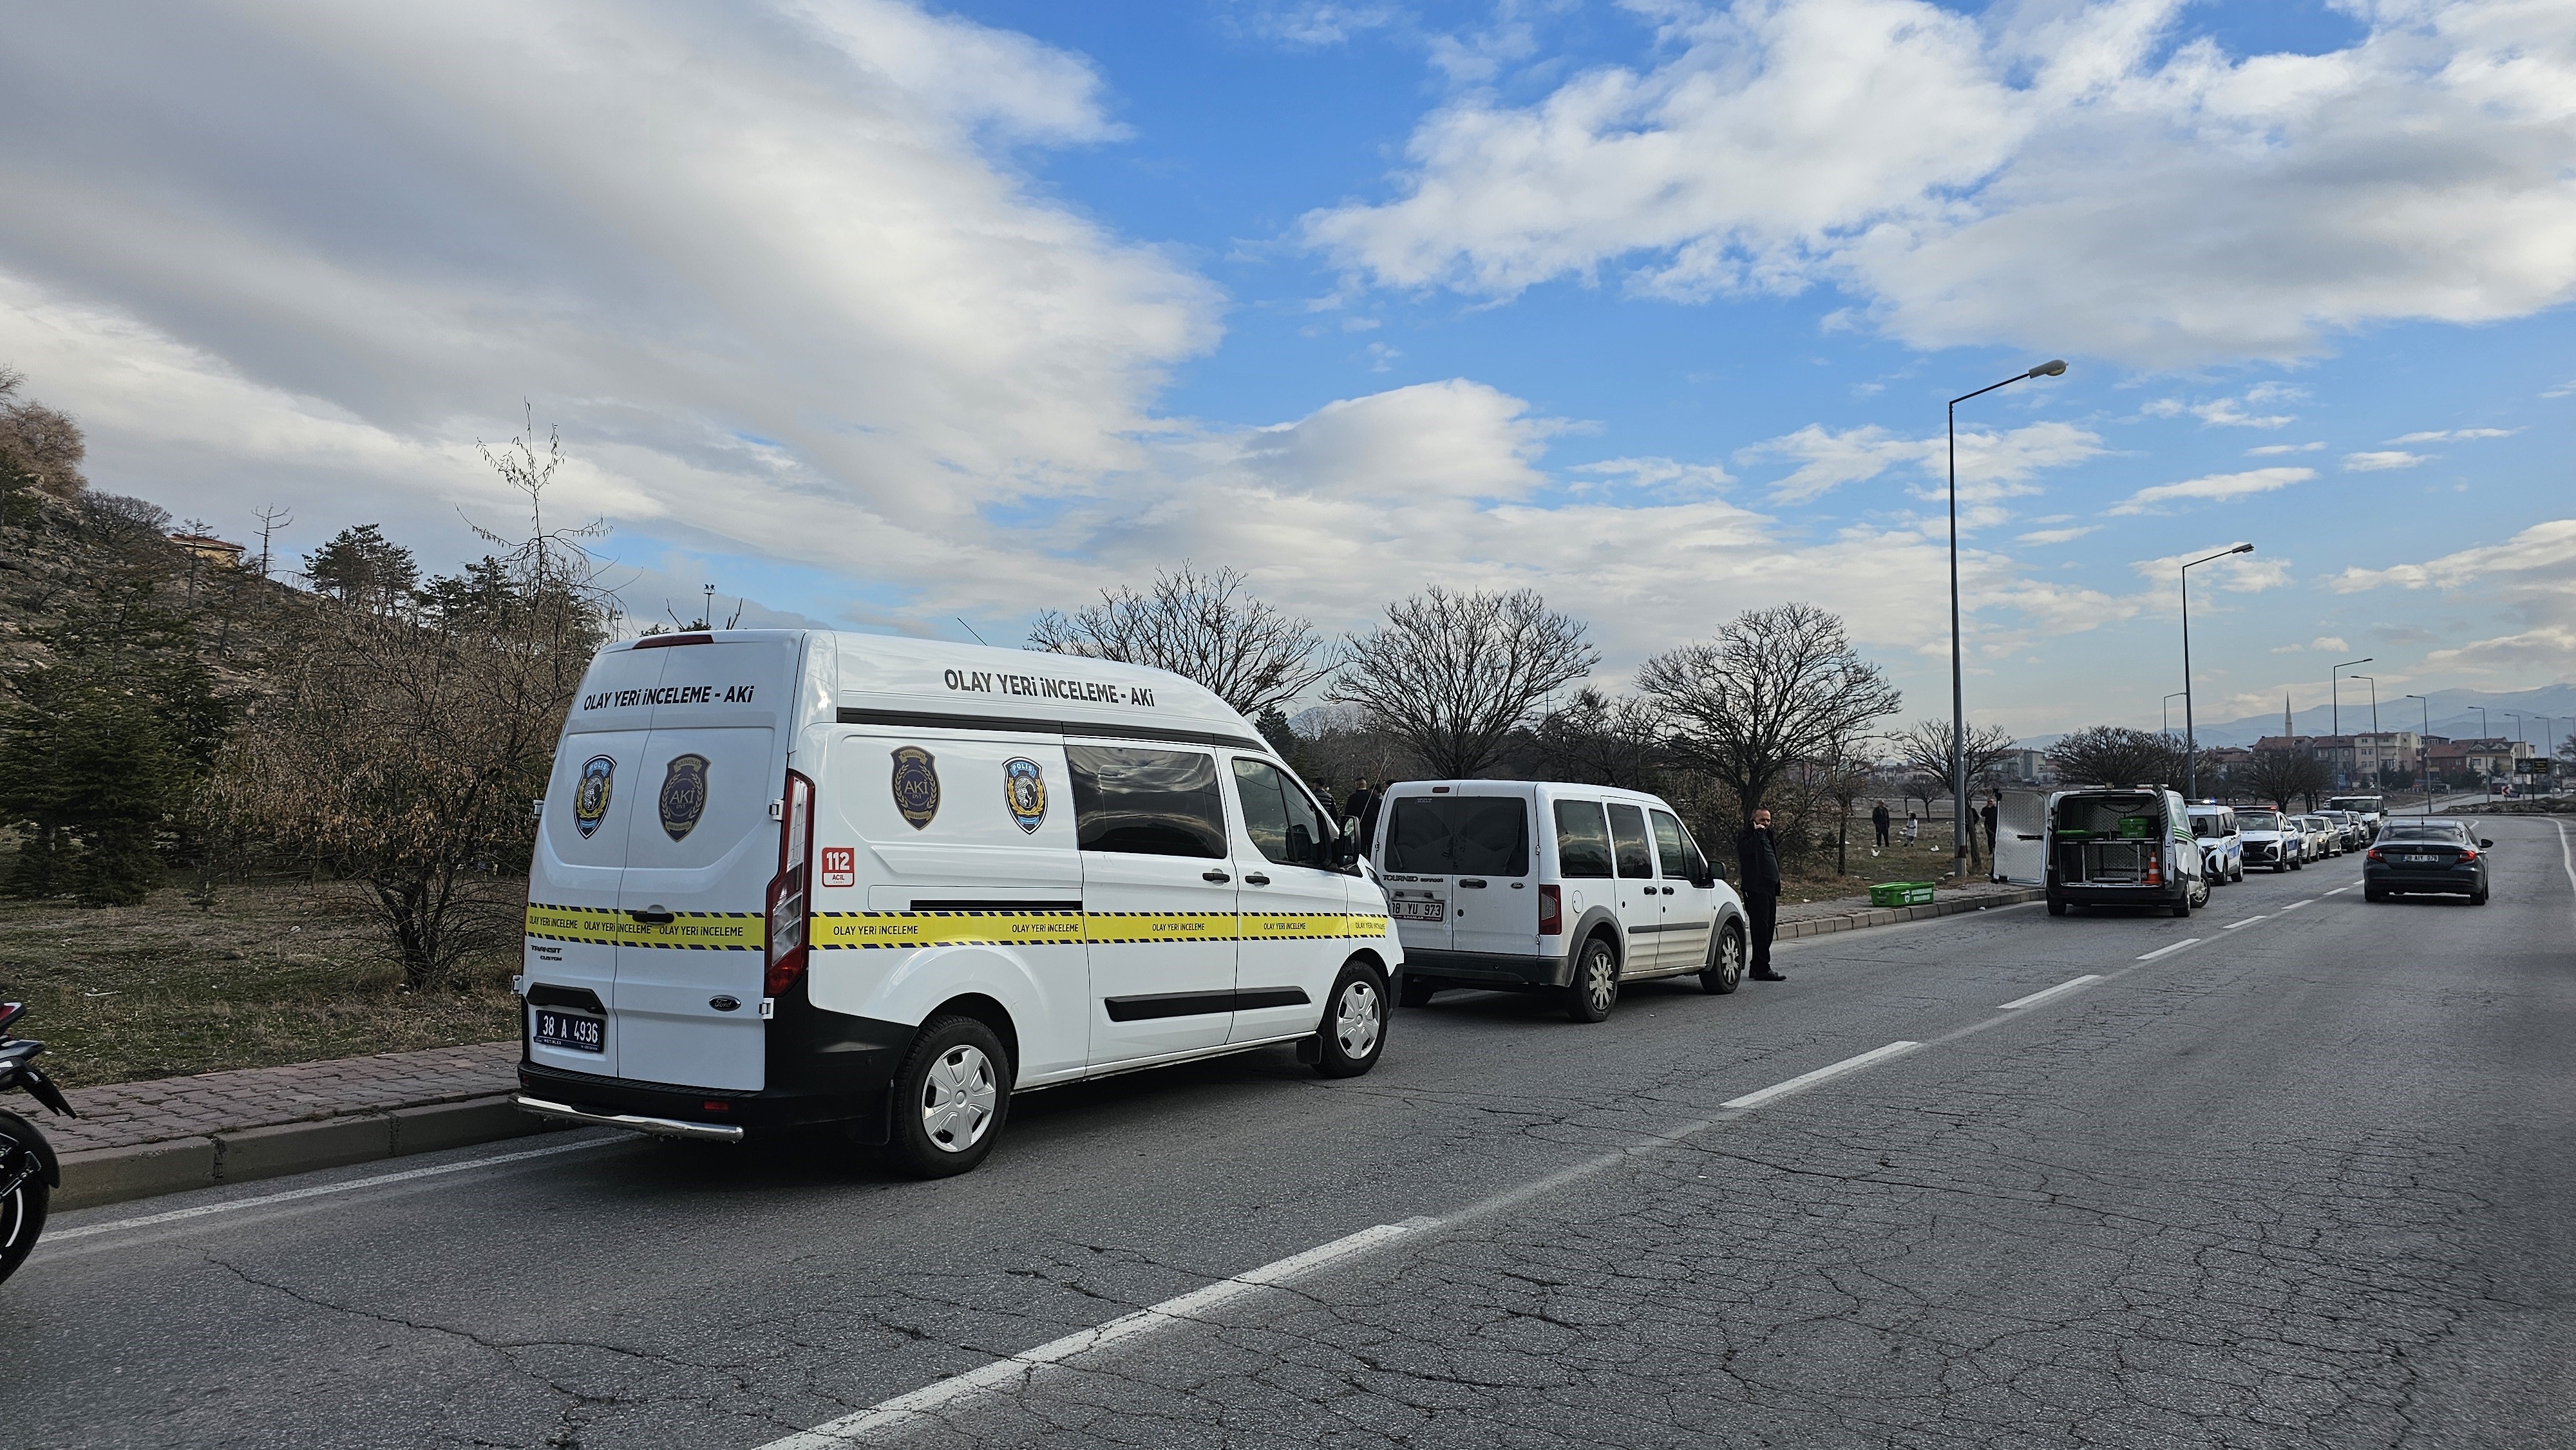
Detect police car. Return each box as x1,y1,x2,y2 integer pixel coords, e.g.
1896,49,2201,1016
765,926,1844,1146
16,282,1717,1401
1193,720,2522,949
513,630,1396,1176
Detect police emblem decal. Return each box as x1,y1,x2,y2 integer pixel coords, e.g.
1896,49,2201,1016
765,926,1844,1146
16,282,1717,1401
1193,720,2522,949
659,754,710,842
573,755,616,840
1003,757,1047,834
891,746,940,830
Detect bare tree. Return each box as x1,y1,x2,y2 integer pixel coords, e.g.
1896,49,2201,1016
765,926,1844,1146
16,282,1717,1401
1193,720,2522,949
1636,602,1900,823
2243,749,2329,811
1886,717,2018,867
202,424,611,988
2046,726,2185,789
1815,728,1883,876
1531,688,1665,790
1332,587,1598,778
1030,564,1328,719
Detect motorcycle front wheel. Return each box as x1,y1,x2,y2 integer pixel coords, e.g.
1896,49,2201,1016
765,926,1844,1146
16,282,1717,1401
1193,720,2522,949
0,1109,53,1286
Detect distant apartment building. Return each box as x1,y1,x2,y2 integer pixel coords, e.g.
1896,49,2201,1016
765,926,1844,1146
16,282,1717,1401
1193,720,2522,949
2427,737,2532,782
2251,731,2421,787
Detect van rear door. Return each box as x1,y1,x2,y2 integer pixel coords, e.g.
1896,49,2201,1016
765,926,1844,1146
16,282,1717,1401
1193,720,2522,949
1445,793,1537,957
1379,793,1454,954
612,636,799,1093
525,647,666,1080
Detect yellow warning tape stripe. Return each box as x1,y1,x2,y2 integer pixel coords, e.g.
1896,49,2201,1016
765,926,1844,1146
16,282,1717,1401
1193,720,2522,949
810,909,1392,951
524,904,766,952
527,905,1390,952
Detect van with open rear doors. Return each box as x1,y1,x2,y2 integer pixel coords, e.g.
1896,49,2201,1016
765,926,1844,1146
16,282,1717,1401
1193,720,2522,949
2043,786,2208,918
513,630,1396,1176
1370,781,1747,1022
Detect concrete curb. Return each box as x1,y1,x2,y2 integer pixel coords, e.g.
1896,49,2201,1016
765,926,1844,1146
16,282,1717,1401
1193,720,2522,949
1778,887,2047,941
54,1095,565,1212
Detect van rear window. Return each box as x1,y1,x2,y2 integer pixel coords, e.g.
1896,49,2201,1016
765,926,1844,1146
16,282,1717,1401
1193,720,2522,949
1385,798,1528,876
1552,800,1613,879
1067,746,1226,859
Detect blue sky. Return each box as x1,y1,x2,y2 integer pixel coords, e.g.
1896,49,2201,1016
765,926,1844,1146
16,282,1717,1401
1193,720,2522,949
0,0,2570,737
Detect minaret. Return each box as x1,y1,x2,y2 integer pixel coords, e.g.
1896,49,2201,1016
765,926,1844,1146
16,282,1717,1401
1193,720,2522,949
2285,693,2294,741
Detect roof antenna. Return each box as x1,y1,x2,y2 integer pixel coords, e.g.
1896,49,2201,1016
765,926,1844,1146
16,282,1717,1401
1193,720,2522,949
956,616,990,646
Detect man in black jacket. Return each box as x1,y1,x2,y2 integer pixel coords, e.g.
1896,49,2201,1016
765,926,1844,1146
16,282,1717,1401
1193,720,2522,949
1872,801,1891,847
1734,808,1787,981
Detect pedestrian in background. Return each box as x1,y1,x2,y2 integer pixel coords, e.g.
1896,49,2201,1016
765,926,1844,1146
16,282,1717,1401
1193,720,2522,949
1345,778,1381,855
1982,795,2000,854
1872,801,1891,847
1734,808,1788,982
1904,809,1920,845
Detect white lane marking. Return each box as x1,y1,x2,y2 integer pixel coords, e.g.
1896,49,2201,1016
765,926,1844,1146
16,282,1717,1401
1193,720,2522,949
1719,1041,1920,1111
2222,915,2266,930
2326,885,2353,896
2558,822,2575,917
2137,938,2201,961
761,1218,1437,1448
1998,975,2103,1011
2279,899,2312,912
47,1136,614,1243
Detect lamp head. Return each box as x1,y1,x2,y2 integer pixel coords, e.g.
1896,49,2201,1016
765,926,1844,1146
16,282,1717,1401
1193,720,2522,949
2229,543,2253,554
2028,359,2068,378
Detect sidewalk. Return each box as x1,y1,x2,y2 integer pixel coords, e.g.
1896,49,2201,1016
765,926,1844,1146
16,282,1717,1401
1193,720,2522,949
50,880,2042,1212
51,1039,551,1211
1775,879,2045,939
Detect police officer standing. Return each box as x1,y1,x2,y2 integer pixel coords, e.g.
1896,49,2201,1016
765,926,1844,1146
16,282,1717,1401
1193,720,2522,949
1734,807,1788,982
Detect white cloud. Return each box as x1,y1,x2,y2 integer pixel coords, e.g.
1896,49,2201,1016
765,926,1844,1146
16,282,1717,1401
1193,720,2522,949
2016,525,2098,545
2130,543,2285,596
0,0,1218,590
2343,451,2429,471
1736,419,2101,504
2312,636,2349,653
2331,519,2576,594
2192,397,2297,429
1306,0,2576,366
2420,626,2576,675
1567,456,1735,498
2389,428,2517,442
2247,442,2325,455
2108,466,2313,515
2544,378,2576,399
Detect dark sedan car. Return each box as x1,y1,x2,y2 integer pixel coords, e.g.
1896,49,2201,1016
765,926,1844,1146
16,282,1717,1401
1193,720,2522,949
2365,820,2492,904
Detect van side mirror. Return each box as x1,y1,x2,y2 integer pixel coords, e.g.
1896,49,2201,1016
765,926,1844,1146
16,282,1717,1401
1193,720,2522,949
1334,827,1361,869
2480,838,2494,848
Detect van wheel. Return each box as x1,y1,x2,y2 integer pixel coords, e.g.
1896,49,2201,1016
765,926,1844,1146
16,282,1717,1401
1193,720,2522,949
1700,923,1744,995
1566,937,1618,1023
2046,895,2068,917
1315,959,1387,1078
1399,975,1437,1009
889,1016,1009,1178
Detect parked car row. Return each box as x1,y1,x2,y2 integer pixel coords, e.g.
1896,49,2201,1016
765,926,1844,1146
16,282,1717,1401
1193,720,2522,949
511,630,1750,1181
2043,783,2497,913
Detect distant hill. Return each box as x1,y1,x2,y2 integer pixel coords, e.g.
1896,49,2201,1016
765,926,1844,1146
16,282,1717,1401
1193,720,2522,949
2018,681,2576,755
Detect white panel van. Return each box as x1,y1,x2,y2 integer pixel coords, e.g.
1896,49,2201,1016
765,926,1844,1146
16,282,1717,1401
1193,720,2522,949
1370,781,1748,1022
515,630,1397,1176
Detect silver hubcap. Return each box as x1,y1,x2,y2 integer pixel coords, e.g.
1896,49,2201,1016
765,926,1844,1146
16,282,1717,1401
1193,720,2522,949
921,1044,998,1153
1336,979,1381,1059
1716,928,1743,983
1584,952,1616,1012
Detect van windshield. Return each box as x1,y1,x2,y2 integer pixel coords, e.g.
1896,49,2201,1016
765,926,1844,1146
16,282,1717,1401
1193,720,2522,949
1386,796,1529,876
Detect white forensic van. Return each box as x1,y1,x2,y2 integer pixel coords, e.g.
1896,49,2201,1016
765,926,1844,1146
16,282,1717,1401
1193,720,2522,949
1370,780,1747,1022
513,630,1396,1176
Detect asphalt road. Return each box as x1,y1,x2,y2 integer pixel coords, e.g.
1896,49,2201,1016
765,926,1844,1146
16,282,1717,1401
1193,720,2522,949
10,816,2572,1450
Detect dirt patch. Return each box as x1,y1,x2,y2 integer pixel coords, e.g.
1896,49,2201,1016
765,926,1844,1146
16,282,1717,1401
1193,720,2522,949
0,876,516,1089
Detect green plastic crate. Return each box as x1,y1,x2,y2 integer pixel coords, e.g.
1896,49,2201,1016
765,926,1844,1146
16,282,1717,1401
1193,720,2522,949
1870,881,1936,907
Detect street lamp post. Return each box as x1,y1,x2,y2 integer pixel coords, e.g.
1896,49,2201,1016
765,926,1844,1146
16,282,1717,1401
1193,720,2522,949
1947,358,2067,881
2406,693,2433,815
2329,657,2371,787
2163,691,2188,740
2179,543,2255,799
2349,675,2377,783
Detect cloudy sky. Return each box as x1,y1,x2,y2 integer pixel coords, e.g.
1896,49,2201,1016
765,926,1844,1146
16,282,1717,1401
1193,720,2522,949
1,0,2571,736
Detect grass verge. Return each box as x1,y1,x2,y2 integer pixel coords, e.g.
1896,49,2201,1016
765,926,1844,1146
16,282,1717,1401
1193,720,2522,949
0,876,516,1089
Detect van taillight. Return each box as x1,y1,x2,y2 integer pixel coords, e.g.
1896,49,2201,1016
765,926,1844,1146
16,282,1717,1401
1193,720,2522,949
1538,884,1561,936
766,769,815,996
